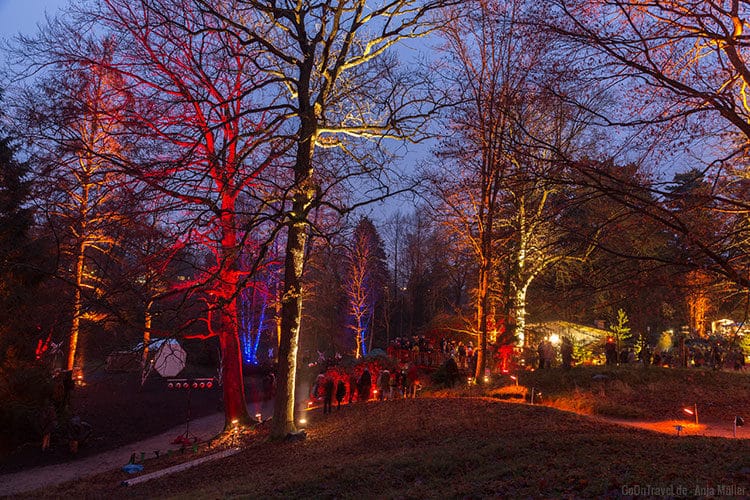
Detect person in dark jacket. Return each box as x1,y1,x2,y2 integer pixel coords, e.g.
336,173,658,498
336,379,347,409
322,376,335,414
358,368,372,402
445,357,459,388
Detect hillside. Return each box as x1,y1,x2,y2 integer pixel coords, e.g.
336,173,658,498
28,396,750,499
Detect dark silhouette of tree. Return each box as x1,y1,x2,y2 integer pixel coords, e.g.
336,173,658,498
0,132,56,452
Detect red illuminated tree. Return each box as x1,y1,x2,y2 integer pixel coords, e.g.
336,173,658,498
12,0,286,427
95,0,286,427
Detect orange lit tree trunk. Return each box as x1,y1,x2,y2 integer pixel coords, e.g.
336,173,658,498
433,0,517,384
22,54,128,375
67,236,87,371
475,253,491,381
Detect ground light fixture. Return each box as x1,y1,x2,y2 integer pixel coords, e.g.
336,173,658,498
683,404,698,425
231,418,240,447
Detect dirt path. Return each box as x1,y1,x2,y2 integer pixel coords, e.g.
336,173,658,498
0,401,272,497
596,416,750,439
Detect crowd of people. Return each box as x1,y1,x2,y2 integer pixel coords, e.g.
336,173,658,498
387,336,478,373
310,362,423,414
307,333,747,415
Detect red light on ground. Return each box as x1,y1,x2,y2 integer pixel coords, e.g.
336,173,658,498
192,382,198,389
168,382,174,389
206,381,213,388
199,382,205,389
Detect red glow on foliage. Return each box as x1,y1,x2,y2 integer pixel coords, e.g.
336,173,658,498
35,334,52,361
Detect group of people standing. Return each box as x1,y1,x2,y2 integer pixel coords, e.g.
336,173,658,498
313,363,422,414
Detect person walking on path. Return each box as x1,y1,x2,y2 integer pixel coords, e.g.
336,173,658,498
445,356,459,388
561,337,573,370
406,364,420,398
348,372,358,404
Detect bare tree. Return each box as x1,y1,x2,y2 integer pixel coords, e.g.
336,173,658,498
198,0,458,438
343,217,387,358
9,0,285,427
547,0,750,294
8,41,132,374
432,0,597,380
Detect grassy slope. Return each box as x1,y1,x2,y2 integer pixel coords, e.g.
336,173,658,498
29,395,750,499
510,366,750,421
437,366,750,422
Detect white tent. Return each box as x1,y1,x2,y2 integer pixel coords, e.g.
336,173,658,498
153,339,187,378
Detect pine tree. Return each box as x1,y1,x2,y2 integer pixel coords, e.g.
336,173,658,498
609,308,632,356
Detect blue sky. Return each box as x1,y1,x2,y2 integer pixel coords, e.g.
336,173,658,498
0,0,67,40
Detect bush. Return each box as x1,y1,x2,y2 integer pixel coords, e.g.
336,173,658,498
488,385,528,400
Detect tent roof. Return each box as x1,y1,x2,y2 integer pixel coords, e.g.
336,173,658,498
526,321,609,343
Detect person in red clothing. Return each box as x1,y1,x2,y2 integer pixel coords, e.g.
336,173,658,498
406,363,420,398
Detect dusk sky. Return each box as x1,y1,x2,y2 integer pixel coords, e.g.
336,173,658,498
0,0,67,40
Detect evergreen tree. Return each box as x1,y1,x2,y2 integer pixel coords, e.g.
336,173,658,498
0,135,37,356
0,134,54,453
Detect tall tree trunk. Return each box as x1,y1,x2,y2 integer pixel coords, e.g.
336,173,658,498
218,299,250,428
218,208,250,428
271,216,308,439
66,239,86,372
513,284,528,346
474,258,490,382
142,299,153,367
271,54,316,437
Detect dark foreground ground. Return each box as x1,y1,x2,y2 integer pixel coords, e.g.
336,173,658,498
0,368,271,474
21,397,750,498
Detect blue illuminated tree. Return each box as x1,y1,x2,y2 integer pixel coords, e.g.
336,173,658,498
344,218,388,358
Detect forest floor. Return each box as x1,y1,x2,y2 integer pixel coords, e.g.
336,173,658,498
1,365,749,498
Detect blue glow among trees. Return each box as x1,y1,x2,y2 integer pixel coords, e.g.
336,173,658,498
239,283,270,365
